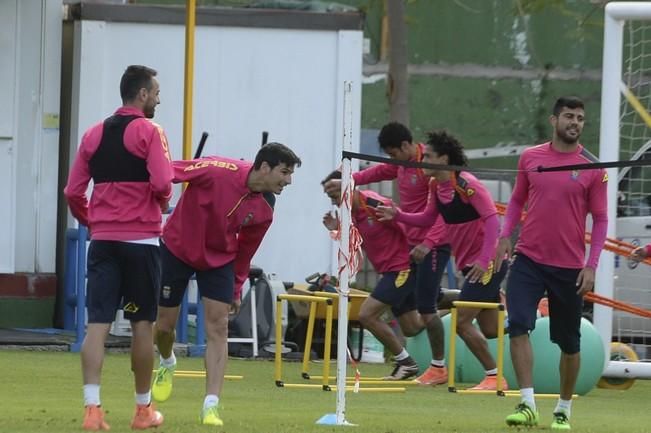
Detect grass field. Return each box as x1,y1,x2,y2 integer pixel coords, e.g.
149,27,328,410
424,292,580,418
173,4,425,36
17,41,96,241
0,350,649,433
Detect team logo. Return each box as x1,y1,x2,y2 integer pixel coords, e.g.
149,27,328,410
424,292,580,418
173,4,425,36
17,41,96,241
411,174,418,184
466,188,475,197
184,160,238,172
481,261,494,285
242,212,254,226
123,302,139,313
571,170,580,180
162,286,171,299
602,172,609,183
395,269,410,288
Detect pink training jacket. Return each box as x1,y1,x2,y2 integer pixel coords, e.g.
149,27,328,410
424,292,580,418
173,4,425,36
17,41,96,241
501,142,608,269
353,143,447,248
394,172,499,270
162,157,274,299
354,190,411,273
64,106,173,240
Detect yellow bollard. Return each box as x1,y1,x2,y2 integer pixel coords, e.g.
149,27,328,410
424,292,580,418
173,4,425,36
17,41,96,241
447,301,506,396
274,294,332,390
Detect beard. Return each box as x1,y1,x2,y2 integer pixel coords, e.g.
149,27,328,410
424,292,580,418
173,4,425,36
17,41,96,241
556,127,580,145
144,106,155,119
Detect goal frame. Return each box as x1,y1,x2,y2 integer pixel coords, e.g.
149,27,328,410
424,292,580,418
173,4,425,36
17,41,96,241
596,1,651,373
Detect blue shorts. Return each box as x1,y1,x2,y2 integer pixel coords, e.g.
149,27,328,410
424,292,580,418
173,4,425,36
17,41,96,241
86,240,161,323
159,242,235,307
370,268,417,317
414,244,451,314
506,254,583,354
459,261,507,303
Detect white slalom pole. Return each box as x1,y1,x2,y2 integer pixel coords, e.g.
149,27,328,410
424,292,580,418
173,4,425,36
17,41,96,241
335,81,354,425
316,81,357,427
595,2,625,370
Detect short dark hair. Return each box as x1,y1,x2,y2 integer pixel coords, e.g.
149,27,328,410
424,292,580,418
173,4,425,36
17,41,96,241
120,65,157,103
253,142,302,170
425,130,468,167
378,122,412,151
321,169,342,186
552,96,584,117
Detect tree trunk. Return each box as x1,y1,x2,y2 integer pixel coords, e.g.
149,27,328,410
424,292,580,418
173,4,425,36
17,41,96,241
386,0,409,126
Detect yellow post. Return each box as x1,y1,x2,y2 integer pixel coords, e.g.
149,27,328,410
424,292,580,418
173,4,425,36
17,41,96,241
448,301,505,395
182,0,196,160
274,297,283,386
274,294,329,388
448,306,458,392
321,299,334,390
621,83,651,129
301,301,318,378
496,305,506,396
453,301,502,310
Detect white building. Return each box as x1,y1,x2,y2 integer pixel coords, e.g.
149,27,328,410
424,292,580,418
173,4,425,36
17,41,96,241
0,1,363,327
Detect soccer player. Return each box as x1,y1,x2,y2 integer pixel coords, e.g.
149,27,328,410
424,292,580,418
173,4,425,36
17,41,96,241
324,122,450,384
322,171,426,380
631,244,650,262
495,96,608,430
64,65,173,431
151,143,301,427
376,130,508,391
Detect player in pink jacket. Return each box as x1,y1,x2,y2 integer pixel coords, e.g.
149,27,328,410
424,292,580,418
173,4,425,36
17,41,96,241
151,143,301,427
496,97,608,430
322,171,443,381
64,65,173,431
324,122,450,385
376,130,507,391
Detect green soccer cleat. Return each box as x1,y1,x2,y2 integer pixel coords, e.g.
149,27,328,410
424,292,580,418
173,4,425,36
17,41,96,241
152,365,175,402
551,411,571,430
201,404,224,427
505,402,539,427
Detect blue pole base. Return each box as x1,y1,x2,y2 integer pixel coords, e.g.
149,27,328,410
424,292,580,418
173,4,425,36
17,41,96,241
70,342,83,352
316,413,355,426
187,344,206,357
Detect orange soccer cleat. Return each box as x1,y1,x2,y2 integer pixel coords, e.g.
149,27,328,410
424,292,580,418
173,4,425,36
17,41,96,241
130,403,163,430
414,366,448,386
469,375,509,391
82,405,110,431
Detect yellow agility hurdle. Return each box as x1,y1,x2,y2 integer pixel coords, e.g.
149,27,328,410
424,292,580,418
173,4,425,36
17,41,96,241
448,301,506,396
460,389,578,399
173,372,243,380
299,292,406,393
274,293,405,393
300,291,351,381
274,294,334,390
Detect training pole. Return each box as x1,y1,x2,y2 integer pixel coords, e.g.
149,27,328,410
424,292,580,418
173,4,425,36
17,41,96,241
182,0,196,160
335,81,354,424
316,80,356,426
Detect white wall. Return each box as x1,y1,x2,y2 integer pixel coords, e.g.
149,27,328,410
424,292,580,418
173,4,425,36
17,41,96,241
68,19,362,283
0,0,62,273
0,0,17,273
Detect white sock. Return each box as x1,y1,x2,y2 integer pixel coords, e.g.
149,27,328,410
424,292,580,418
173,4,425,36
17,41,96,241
135,391,151,406
555,398,572,417
203,394,219,410
394,348,409,362
520,387,536,410
485,368,498,376
430,359,445,368
160,352,177,369
83,384,100,407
